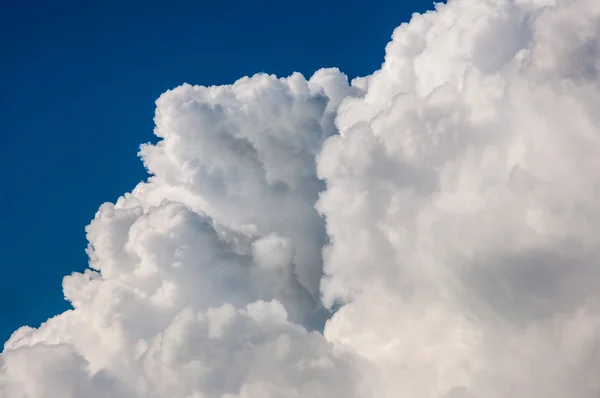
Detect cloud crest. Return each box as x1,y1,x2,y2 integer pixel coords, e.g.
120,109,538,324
4,0,600,397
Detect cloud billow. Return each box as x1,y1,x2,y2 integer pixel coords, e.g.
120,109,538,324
3,0,600,397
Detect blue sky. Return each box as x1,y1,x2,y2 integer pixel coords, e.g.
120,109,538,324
0,0,435,343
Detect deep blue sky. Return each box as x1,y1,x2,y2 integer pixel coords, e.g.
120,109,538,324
0,0,435,344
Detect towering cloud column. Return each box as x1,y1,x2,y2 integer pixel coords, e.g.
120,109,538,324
3,0,600,397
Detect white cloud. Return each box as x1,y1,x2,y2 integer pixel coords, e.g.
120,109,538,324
4,0,600,396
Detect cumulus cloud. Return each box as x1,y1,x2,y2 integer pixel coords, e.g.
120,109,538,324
3,0,600,396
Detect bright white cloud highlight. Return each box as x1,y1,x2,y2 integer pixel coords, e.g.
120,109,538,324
3,0,600,397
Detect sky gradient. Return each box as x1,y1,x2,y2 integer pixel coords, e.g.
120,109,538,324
0,0,435,344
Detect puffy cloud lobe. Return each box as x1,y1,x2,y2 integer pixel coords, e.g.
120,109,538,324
3,0,600,397
0,344,129,398
131,300,364,398
2,69,363,397
1,301,364,398
135,70,360,304
319,0,600,396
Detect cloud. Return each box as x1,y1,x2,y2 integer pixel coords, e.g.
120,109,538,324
3,0,600,397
